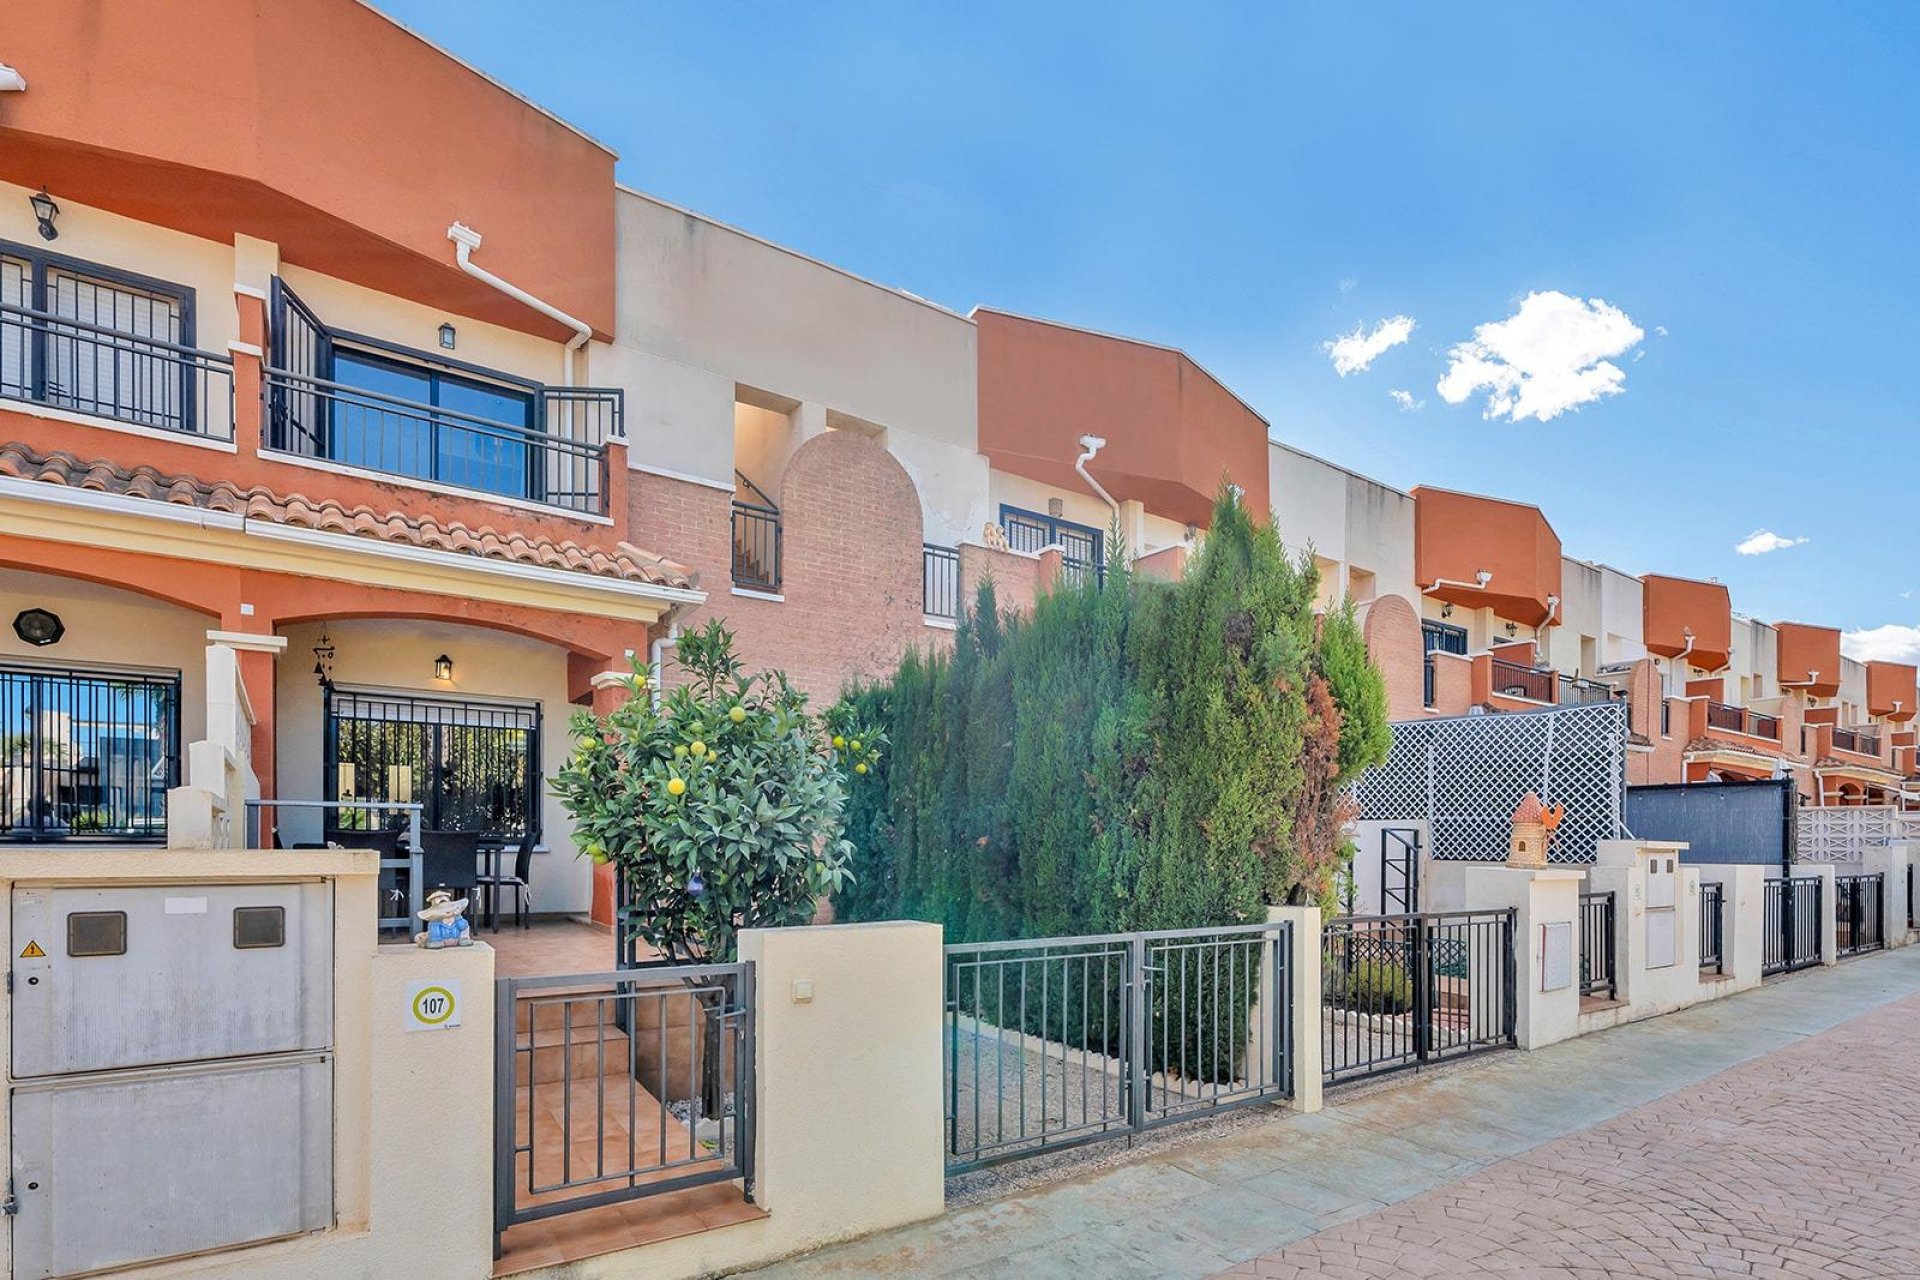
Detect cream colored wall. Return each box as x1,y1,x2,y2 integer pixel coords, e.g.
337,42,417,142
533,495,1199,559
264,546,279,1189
278,259,566,390
987,470,1187,563
1268,443,1416,613
0,568,212,744
1839,656,1867,725
1549,559,1646,676
608,188,984,545
733,401,796,497
1725,617,1780,703
563,920,946,1280
275,620,592,914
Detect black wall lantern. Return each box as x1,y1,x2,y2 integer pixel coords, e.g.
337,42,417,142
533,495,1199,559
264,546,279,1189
13,608,64,647
437,322,457,350
29,188,59,241
434,654,454,682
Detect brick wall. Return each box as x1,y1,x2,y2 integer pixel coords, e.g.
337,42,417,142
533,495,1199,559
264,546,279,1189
1362,593,1425,721
628,430,940,704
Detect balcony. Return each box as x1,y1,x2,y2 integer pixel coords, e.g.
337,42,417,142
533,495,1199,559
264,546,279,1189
923,544,960,620
1707,702,1781,741
1832,727,1882,758
261,367,618,515
1,302,234,440
730,471,782,592
1489,657,1553,703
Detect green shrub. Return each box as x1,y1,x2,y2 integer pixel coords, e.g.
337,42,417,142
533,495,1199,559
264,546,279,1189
1331,959,1414,1015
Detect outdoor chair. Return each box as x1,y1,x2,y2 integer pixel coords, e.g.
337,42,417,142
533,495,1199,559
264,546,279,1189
419,829,482,905
476,834,535,931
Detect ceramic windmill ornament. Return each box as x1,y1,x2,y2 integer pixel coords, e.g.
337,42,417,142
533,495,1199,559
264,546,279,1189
1508,792,1549,869
415,890,474,949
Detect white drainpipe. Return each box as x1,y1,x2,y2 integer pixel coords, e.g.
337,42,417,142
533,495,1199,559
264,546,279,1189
1074,434,1123,561
648,620,681,711
446,221,592,387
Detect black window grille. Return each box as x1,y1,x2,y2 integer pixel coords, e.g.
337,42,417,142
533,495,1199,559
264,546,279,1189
1,240,229,438
0,664,180,841
1000,506,1104,587
324,688,540,844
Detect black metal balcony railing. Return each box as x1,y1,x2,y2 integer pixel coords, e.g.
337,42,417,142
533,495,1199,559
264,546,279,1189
1423,653,1436,708
1833,727,1881,757
262,367,616,514
729,472,782,592
923,544,960,620
1489,657,1553,703
1,302,234,439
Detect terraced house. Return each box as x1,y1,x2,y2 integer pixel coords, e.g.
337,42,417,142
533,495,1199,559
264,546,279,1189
0,0,1284,933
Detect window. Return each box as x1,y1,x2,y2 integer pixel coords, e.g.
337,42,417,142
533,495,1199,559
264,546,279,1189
0,241,196,432
1001,505,1104,586
268,278,543,503
325,688,540,844
1422,620,1469,655
0,664,180,841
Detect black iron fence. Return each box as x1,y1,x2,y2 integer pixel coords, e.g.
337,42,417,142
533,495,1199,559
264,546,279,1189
1321,910,1515,1085
1488,658,1553,702
1,664,180,841
262,367,616,513
923,544,960,620
1,301,234,439
1579,891,1617,999
1700,881,1725,975
1836,873,1884,957
1763,876,1823,975
494,964,755,1253
942,921,1294,1175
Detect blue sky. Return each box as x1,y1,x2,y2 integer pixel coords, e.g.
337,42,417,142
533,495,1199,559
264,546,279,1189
381,1,1920,649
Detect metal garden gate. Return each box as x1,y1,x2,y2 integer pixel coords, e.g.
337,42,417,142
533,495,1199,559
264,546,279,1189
942,922,1294,1175
494,964,755,1253
1762,877,1822,975
1381,828,1421,914
1836,873,1884,957
1321,910,1516,1085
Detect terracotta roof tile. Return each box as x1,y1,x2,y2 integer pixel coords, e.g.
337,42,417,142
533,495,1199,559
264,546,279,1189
0,443,694,591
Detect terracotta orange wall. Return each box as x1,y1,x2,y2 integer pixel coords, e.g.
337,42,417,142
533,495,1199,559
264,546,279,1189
1410,487,1561,627
0,0,616,339
975,310,1269,529
1641,574,1731,671
1868,660,1918,721
1775,622,1842,698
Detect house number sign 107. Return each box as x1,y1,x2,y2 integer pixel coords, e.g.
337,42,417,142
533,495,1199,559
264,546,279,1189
406,980,463,1031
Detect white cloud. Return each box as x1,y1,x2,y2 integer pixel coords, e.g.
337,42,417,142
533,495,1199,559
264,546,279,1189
1388,389,1425,411
1435,291,1644,422
1324,315,1415,377
1734,529,1808,556
1338,277,1357,295
1843,623,1920,664
1654,325,1669,337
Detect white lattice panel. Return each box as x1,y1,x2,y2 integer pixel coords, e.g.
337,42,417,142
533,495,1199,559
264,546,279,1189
1798,806,1900,862
1357,703,1626,865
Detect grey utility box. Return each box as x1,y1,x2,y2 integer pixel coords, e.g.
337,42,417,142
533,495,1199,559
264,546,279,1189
8,881,335,1279
10,1054,333,1280
11,882,332,1078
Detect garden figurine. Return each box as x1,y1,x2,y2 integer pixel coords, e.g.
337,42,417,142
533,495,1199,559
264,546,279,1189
415,890,474,949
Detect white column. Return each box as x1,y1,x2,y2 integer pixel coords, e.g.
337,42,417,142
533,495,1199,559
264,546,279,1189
1266,905,1322,1114
1461,865,1583,1050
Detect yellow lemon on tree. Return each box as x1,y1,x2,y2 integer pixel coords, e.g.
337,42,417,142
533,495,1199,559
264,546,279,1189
855,761,868,774
832,735,846,749
729,705,747,723
690,740,708,757
666,776,687,797
850,738,862,751
674,744,688,758
586,843,610,865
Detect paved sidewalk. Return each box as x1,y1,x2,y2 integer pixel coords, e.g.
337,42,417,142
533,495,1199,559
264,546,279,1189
747,947,1920,1278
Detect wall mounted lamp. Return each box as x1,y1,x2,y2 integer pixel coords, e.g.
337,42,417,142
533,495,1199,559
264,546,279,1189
438,323,457,350
434,654,455,682
29,188,58,241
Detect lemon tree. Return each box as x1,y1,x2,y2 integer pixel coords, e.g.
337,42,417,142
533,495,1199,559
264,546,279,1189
553,618,879,964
